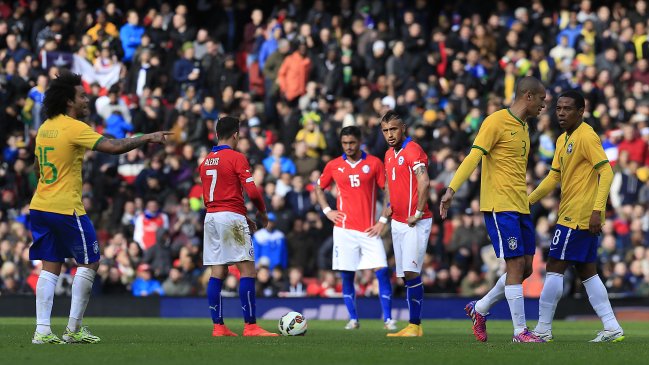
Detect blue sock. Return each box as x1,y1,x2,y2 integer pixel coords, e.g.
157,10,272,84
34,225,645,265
239,277,256,324
405,276,423,325
207,277,223,324
376,268,393,321
341,271,358,320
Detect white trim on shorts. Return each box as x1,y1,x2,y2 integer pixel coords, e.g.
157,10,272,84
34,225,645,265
74,211,89,264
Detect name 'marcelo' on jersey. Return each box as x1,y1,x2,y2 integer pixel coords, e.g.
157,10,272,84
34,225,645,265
318,151,385,232
199,145,265,216
30,115,104,215
384,138,432,224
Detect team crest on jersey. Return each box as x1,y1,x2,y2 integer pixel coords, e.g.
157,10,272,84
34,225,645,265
93,241,99,254
567,142,574,154
362,165,370,174
508,237,518,250
398,156,405,165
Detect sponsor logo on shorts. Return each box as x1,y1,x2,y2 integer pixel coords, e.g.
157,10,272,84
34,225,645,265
508,237,518,250
93,241,99,254
249,247,254,257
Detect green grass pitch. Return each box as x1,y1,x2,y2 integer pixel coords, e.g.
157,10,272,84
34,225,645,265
1,318,647,365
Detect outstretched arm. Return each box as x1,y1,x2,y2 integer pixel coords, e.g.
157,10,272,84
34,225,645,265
528,169,561,205
94,131,173,155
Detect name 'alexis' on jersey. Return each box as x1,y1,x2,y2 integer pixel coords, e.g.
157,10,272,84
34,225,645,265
318,152,386,232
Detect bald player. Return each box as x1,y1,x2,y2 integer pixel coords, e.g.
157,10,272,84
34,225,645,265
440,77,547,343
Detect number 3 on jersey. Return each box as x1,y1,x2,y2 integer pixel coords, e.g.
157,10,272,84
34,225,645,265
206,169,217,202
349,174,360,187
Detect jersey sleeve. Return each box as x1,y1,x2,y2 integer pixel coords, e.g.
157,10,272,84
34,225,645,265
374,158,386,189
550,136,562,172
318,161,334,189
408,144,428,171
235,153,255,185
70,121,104,150
583,131,609,169
472,116,501,154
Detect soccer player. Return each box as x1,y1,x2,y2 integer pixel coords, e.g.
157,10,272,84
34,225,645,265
30,72,172,344
440,76,546,343
315,126,396,331
529,91,624,342
380,111,433,337
199,116,278,337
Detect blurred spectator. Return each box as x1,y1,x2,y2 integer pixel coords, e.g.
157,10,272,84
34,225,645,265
131,264,164,297
253,213,288,270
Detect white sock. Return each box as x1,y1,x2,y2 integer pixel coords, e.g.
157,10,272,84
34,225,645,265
535,272,564,333
583,274,621,332
505,284,526,335
68,267,96,332
36,270,59,334
475,274,506,315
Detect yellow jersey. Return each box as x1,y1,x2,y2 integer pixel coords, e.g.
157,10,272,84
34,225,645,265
551,122,609,229
30,115,104,215
472,109,530,214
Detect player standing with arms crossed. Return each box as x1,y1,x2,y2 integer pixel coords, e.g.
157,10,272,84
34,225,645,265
30,72,172,344
380,111,432,337
440,76,547,343
199,116,278,337
315,126,396,331
529,91,624,343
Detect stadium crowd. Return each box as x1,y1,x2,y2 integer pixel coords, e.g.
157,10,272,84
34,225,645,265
1,0,649,300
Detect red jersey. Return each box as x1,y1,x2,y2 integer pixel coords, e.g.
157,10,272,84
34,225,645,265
199,145,265,216
318,152,386,232
384,137,432,223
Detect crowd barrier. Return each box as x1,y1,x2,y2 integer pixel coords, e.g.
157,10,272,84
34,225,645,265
2,296,648,321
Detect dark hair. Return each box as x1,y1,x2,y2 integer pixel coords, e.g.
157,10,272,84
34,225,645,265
340,126,361,140
43,71,82,119
558,90,585,110
216,116,240,140
380,110,402,124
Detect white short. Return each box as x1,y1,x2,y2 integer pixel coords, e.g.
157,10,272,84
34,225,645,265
391,218,432,277
203,212,254,266
332,227,388,271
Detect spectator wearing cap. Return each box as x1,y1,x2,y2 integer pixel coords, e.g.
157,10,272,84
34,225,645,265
252,212,288,270
295,111,327,158
173,42,201,93
278,42,312,102
132,263,165,297
120,10,145,63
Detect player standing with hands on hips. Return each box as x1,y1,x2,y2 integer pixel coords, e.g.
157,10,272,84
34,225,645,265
30,71,172,344
199,116,278,337
315,126,396,331
440,76,547,343
381,111,432,337
528,91,624,343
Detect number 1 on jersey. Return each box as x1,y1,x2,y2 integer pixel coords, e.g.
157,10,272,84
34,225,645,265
391,167,396,181
206,169,217,202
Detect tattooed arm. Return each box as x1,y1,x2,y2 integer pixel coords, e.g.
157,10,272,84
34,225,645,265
414,165,430,213
94,131,173,155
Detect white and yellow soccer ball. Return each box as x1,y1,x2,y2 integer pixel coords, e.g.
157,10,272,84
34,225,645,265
278,311,307,336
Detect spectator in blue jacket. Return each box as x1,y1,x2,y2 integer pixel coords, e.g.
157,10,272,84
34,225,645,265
263,143,297,177
253,213,288,270
105,111,133,139
120,10,145,63
131,264,164,296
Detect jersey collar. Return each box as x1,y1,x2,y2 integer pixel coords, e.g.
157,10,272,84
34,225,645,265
342,151,366,161
393,137,411,157
211,145,232,152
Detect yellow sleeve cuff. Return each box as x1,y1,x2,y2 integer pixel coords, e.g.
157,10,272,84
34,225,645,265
448,148,483,192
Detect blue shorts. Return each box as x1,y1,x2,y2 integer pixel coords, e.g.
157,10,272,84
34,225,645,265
29,210,100,264
484,212,536,259
548,224,598,263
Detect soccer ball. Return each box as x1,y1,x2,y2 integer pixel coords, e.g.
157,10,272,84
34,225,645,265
278,311,307,336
